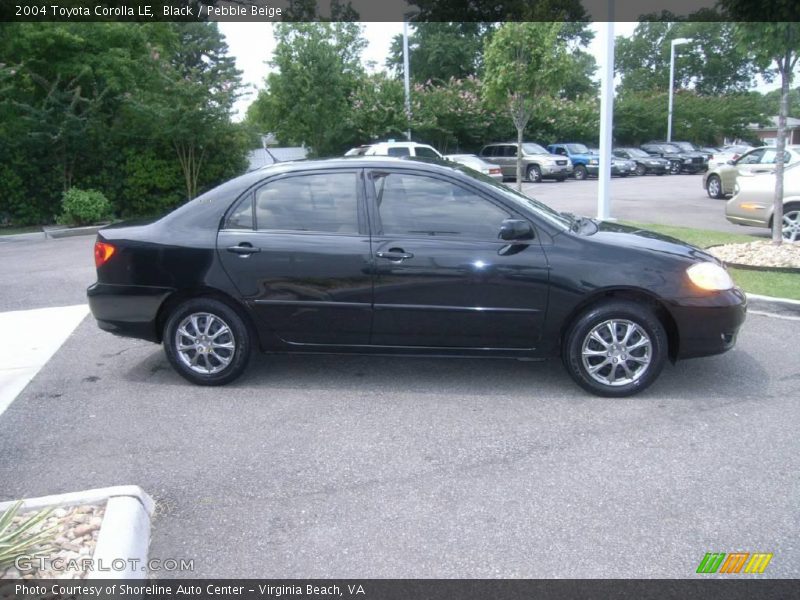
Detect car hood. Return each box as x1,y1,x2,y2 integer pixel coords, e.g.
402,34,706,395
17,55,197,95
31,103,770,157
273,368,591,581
585,221,718,264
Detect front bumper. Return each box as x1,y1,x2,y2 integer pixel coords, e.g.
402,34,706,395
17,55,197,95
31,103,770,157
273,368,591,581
87,282,173,342
541,163,573,177
669,287,747,359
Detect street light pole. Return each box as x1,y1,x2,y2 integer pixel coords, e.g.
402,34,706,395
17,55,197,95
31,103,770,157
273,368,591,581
402,18,412,141
667,38,691,142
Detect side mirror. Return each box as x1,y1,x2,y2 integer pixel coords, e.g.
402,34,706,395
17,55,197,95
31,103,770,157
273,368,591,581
499,219,534,241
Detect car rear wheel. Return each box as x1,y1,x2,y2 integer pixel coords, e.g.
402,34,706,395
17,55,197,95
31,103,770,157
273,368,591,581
782,203,800,242
527,164,542,183
163,298,252,386
562,300,667,397
635,163,647,176
574,165,587,180
706,174,724,199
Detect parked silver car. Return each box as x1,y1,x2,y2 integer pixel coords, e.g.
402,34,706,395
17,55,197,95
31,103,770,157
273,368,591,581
478,142,572,182
445,154,504,181
726,161,800,241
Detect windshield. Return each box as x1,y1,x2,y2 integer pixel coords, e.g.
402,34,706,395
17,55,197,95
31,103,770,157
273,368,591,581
457,167,570,231
660,144,681,153
522,143,548,155
566,144,589,154
674,142,695,152
626,148,649,157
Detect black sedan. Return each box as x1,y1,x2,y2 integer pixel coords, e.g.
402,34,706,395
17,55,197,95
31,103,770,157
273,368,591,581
641,142,708,174
87,158,746,397
613,148,670,176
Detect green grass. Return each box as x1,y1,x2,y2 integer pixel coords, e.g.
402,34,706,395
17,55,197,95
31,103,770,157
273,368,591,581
0,225,41,236
625,221,800,301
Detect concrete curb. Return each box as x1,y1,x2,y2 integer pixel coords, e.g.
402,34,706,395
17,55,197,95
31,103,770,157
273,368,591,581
43,224,105,239
0,485,155,580
748,293,800,317
0,225,104,242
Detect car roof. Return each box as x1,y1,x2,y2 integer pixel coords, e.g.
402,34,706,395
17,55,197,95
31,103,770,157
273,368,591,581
371,141,434,147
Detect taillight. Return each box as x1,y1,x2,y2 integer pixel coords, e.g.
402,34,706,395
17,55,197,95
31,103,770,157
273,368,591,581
94,241,116,268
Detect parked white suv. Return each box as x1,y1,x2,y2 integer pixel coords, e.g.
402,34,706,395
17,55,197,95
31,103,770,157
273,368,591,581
345,141,443,159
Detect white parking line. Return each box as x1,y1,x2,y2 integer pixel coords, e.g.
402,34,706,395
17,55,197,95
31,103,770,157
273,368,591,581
0,304,89,417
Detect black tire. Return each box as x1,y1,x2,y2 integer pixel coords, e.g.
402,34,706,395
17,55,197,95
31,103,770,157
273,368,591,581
562,300,668,398
574,165,588,180
706,174,724,199
635,163,647,176
527,164,542,183
163,297,252,386
669,161,681,175
780,202,800,243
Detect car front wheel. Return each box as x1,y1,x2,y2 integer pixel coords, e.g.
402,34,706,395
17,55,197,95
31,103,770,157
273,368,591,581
635,163,647,176
706,174,724,199
669,161,681,175
562,301,668,397
163,298,252,385
574,165,588,180
527,164,542,183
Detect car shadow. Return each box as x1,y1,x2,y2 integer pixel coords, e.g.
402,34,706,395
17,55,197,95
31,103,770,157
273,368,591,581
124,345,768,404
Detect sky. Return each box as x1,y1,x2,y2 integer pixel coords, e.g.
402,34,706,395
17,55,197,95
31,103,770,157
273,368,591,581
218,22,780,122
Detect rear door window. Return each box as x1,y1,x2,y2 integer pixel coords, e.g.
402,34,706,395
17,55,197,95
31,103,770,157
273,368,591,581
254,172,360,234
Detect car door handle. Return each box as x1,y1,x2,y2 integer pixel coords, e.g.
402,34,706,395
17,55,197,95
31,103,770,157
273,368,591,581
226,243,261,256
376,249,414,261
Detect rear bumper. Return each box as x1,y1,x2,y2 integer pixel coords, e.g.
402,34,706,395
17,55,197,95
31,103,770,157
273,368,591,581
87,282,173,342
670,288,747,359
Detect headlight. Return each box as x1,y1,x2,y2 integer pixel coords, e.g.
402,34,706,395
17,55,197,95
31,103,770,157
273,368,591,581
686,262,734,291
683,157,692,163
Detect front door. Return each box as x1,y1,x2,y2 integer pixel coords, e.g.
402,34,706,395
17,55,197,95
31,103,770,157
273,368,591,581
217,169,373,346
366,169,550,350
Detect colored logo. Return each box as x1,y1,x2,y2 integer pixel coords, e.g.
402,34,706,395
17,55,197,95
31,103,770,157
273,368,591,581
696,552,773,574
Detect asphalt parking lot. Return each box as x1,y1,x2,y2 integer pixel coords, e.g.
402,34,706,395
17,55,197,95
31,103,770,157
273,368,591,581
521,172,769,236
0,176,797,578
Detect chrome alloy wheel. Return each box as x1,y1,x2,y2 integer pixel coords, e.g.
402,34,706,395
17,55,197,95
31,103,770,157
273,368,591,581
707,176,721,198
782,210,800,243
581,319,652,387
175,312,236,374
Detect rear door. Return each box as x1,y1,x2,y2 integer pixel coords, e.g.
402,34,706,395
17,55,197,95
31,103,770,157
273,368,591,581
365,168,550,349
217,169,373,346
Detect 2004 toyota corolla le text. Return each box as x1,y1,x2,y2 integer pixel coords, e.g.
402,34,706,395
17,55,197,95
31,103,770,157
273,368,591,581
86,157,746,397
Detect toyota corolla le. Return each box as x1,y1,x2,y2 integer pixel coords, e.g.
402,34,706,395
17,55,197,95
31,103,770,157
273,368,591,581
87,157,746,397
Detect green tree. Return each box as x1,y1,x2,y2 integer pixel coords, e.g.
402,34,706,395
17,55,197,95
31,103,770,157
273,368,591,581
615,16,761,95
385,22,490,84
483,22,569,189
347,72,407,143
247,22,366,157
613,90,765,145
